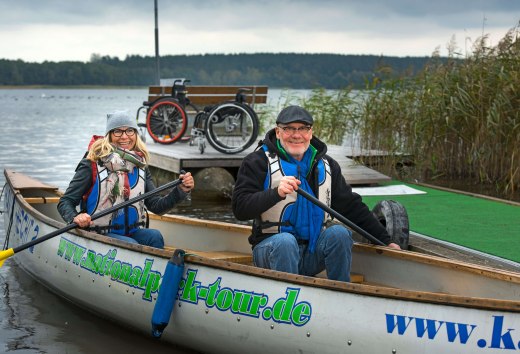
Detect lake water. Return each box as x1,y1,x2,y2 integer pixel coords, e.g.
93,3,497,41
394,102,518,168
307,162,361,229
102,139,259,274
0,88,305,353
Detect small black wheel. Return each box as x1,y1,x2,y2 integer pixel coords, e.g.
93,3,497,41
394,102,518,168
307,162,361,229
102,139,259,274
204,102,259,154
136,106,148,142
372,200,409,249
146,99,188,144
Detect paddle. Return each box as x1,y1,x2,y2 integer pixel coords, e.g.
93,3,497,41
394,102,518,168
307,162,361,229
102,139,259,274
296,188,386,246
0,178,183,267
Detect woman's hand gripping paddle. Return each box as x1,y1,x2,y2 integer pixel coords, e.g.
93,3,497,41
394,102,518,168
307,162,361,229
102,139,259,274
0,178,183,267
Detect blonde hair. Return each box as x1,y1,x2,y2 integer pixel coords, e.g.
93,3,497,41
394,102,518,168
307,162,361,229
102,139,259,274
86,134,150,163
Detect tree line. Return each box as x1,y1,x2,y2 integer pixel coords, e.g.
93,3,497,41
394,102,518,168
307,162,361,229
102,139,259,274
0,53,437,89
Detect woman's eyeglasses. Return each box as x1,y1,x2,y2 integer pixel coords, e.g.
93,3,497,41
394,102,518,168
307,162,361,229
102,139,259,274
112,128,136,137
277,125,312,135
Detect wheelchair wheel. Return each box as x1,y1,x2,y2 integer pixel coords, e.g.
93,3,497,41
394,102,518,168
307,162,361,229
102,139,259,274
204,102,259,154
146,99,188,144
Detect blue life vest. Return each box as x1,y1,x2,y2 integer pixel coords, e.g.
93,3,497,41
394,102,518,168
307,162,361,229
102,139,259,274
83,164,147,235
259,145,332,242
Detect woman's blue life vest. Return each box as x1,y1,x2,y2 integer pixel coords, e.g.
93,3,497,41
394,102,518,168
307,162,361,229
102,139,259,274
82,163,147,236
259,145,332,241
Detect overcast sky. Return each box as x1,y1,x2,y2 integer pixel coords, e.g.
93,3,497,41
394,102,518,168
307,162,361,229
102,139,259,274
1,0,519,63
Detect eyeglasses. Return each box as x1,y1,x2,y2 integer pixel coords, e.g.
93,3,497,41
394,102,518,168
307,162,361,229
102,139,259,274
277,125,312,135
112,128,136,137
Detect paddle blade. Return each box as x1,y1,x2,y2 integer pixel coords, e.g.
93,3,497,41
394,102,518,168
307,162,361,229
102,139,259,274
0,248,15,268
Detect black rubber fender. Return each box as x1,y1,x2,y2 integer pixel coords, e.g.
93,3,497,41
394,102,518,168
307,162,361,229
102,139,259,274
372,200,409,250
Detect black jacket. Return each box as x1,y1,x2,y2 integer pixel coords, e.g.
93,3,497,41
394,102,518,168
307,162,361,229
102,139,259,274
232,129,392,247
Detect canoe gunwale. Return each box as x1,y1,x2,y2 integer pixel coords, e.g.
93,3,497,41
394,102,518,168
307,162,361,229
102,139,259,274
149,212,251,235
355,244,520,284
5,169,520,314
186,254,520,313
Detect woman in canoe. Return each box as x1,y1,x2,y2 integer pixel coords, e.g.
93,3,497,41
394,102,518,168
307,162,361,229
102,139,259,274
58,110,194,249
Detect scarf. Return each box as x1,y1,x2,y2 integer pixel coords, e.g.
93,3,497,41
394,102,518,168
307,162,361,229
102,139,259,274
283,144,324,253
99,146,146,208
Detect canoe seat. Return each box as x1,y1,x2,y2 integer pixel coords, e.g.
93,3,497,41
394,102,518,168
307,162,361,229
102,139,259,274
315,270,364,283
24,196,61,204
164,246,364,282
164,246,253,264
350,273,364,283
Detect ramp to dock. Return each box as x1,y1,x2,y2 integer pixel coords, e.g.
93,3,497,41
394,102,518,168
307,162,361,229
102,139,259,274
362,181,520,263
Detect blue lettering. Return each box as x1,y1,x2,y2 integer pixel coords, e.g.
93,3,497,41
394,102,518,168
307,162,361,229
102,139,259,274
385,314,413,335
387,313,478,345
489,316,516,349
415,317,444,339
445,321,476,344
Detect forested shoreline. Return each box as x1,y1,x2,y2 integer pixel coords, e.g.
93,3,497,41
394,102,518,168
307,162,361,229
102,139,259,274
0,53,436,89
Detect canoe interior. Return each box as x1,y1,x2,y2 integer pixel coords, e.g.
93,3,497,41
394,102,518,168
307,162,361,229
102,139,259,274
5,169,520,313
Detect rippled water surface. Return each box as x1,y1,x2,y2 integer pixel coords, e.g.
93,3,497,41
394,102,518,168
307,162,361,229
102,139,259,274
0,88,214,354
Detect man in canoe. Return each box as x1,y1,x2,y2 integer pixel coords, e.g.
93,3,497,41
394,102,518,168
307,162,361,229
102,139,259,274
232,105,400,281
58,110,194,249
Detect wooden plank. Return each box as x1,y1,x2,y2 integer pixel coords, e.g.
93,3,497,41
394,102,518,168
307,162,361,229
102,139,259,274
4,170,59,191
316,270,364,283
149,85,268,95
164,246,253,264
338,164,391,185
147,95,266,106
150,213,251,234
350,273,364,283
147,85,268,105
24,196,61,204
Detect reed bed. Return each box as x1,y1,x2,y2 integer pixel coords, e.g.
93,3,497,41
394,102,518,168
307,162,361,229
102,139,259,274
262,88,359,145
358,25,520,198
261,25,519,198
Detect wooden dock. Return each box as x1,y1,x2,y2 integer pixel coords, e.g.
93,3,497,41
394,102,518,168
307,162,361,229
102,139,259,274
146,139,390,186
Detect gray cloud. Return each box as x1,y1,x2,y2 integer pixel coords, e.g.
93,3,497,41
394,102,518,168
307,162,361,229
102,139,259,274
2,0,518,26
0,0,518,61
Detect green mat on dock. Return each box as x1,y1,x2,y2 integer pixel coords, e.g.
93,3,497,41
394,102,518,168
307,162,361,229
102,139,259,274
362,182,520,263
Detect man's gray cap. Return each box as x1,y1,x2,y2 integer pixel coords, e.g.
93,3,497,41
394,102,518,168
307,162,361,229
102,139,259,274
276,105,314,125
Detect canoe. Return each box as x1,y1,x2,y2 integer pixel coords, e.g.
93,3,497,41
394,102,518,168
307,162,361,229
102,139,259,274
3,169,520,353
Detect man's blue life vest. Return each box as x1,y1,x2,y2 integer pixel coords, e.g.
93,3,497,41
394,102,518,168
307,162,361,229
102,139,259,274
259,145,332,238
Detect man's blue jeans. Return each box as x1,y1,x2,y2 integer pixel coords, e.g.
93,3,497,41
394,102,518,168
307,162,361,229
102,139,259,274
252,225,353,282
107,228,165,249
